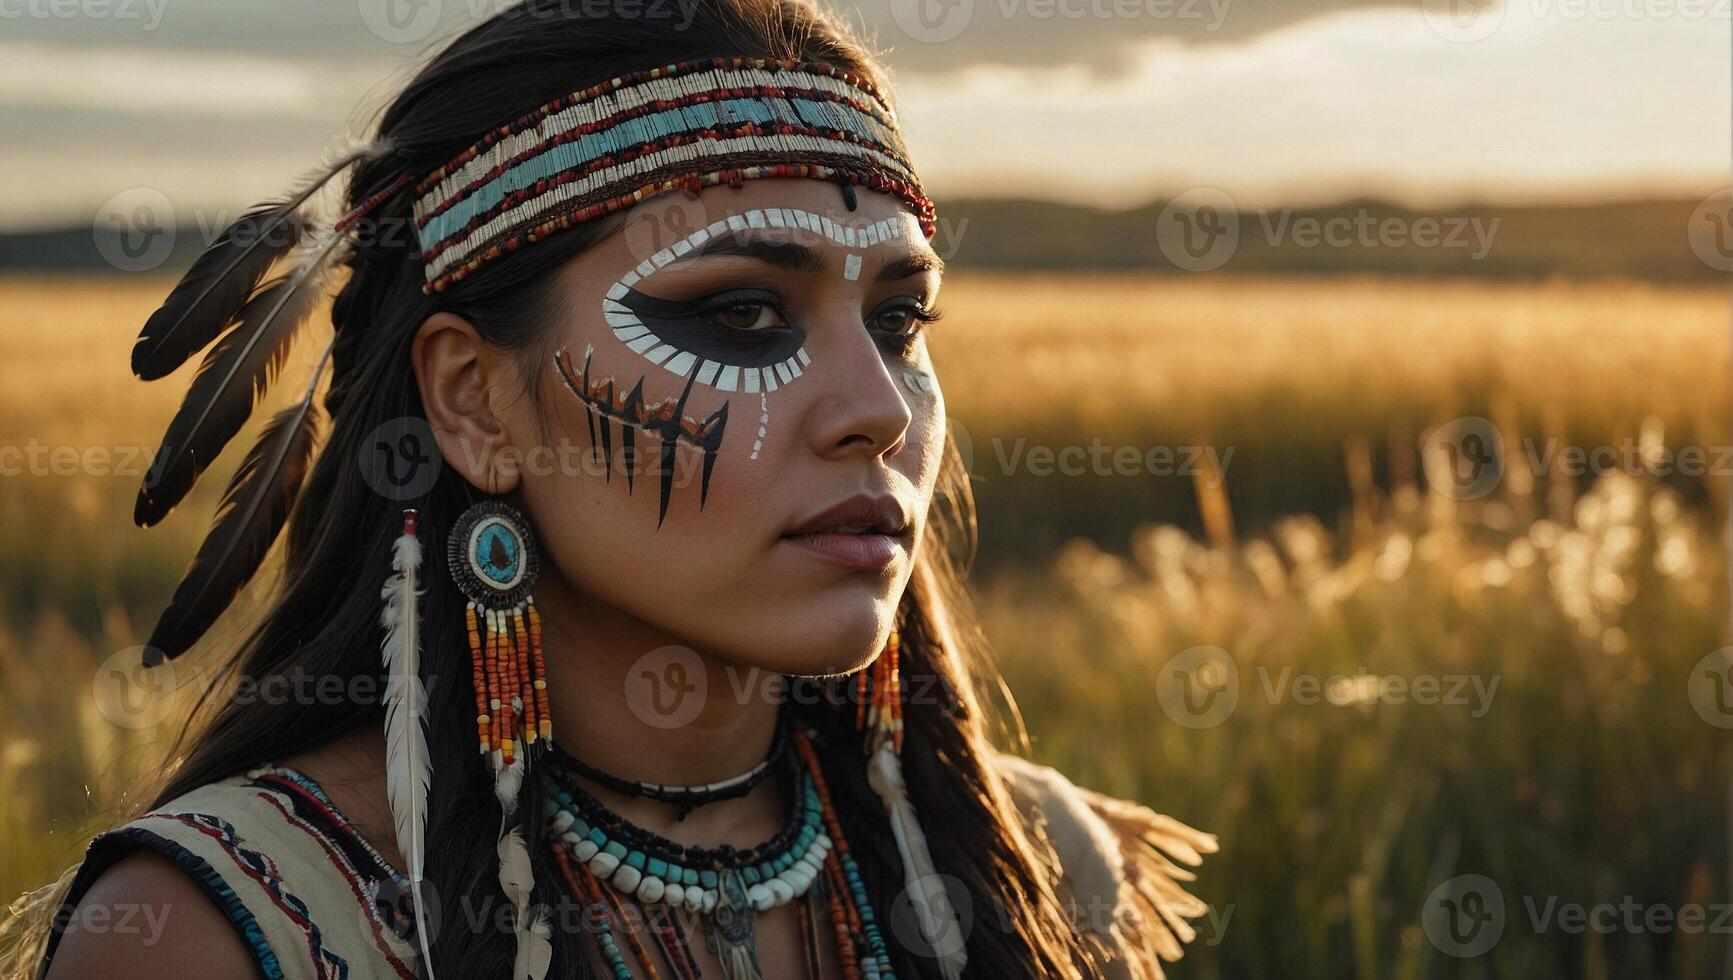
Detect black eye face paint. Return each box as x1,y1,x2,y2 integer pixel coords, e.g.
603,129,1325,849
617,288,809,371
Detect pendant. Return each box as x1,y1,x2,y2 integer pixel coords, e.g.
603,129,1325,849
703,868,765,980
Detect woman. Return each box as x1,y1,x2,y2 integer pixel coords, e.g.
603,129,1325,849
23,0,1215,976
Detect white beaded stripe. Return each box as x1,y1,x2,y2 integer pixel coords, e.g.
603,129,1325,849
419,66,900,209
423,134,912,279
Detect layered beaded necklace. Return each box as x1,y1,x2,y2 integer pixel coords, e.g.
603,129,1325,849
543,723,897,980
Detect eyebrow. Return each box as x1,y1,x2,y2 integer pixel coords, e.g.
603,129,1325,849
674,229,945,283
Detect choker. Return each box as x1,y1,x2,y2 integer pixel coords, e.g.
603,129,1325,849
546,712,791,821
545,727,896,980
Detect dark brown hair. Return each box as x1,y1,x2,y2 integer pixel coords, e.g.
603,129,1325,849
15,1,1112,976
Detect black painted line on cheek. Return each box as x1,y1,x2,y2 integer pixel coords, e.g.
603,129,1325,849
553,345,730,529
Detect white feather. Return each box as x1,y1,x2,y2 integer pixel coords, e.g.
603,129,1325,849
381,523,436,977
497,825,552,980
868,740,968,979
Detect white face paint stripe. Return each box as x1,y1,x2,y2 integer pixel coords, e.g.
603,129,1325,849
602,208,923,393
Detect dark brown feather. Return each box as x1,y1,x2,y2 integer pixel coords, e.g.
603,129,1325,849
142,387,324,665
130,206,309,381
130,145,381,381
135,235,340,527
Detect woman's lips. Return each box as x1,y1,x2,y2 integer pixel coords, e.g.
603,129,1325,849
778,529,909,570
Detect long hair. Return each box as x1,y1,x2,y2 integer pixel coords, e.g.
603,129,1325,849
10,1,1106,976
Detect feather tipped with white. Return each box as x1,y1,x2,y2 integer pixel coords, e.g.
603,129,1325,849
380,510,436,978
495,758,524,817
497,826,552,980
867,740,968,980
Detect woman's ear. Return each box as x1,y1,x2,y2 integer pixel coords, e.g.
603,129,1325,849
412,311,521,494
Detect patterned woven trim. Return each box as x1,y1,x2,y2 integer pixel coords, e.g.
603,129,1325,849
154,812,351,978
410,56,935,293
247,767,420,972
42,826,287,980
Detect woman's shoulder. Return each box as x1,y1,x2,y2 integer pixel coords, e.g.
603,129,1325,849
40,766,422,980
989,749,1219,979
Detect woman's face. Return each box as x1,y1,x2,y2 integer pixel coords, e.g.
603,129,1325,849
498,178,946,676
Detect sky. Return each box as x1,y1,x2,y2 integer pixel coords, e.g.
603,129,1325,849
1,0,1727,230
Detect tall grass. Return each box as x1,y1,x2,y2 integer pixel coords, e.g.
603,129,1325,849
0,272,1725,977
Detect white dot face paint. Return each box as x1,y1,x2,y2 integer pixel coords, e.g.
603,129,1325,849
600,207,911,396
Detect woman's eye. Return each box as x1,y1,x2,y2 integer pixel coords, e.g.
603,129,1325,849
874,307,916,333
709,302,785,331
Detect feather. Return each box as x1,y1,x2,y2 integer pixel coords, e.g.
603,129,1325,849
141,341,330,664
131,142,387,381
136,231,344,527
994,751,1216,980
130,206,309,381
866,740,968,980
381,510,436,978
495,758,525,817
497,825,552,980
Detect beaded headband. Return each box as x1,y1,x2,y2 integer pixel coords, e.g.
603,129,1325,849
410,56,938,293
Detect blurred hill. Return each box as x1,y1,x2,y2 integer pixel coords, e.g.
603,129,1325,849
2,196,1720,281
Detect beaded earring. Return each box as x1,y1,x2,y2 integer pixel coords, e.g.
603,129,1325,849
858,628,968,980
448,497,555,977
448,498,552,782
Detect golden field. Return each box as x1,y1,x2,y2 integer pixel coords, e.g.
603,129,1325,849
1,271,1728,978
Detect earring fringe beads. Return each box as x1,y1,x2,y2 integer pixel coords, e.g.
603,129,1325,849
467,600,549,770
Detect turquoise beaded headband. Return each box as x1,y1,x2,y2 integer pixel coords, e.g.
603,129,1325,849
410,56,939,294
